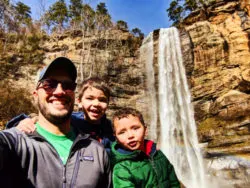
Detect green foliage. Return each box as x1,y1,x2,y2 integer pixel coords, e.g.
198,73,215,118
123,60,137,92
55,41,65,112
96,2,108,15
166,0,206,25
69,0,82,24
82,4,95,31
116,20,128,30
0,0,9,24
184,0,199,11
0,29,45,81
0,81,36,129
14,1,32,26
95,2,112,30
167,0,184,25
0,0,19,32
44,0,69,32
131,28,144,38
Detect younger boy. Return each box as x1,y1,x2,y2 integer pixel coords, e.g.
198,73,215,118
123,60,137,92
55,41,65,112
110,107,180,188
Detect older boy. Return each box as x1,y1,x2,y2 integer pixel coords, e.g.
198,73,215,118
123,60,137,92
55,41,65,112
110,107,180,188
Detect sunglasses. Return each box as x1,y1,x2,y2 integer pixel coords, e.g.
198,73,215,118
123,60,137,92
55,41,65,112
37,79,77,93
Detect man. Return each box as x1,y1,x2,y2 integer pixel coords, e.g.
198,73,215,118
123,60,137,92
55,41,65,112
0,57,112,188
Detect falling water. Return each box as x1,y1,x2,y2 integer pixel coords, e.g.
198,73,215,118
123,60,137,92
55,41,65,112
140,27,208,188
140,32,158,141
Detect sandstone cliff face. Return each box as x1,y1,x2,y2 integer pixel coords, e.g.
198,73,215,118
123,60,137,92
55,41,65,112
12,28,146,118
180,0,250,186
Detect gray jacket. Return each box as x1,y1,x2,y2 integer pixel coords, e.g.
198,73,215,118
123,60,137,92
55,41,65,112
0,126,112,188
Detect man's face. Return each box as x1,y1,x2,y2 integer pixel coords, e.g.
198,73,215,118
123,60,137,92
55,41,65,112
114,115,146,151
80,87,108,124
33,69,75,125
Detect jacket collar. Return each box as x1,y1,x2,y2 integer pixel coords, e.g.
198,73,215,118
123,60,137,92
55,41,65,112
113,140,157,156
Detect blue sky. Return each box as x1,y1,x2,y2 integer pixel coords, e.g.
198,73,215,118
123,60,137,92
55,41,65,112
19,0,173,36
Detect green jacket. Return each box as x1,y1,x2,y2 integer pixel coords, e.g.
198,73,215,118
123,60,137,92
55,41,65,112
110,140,180,188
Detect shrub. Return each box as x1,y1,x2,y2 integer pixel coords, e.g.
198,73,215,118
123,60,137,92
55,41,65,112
0,81,36,130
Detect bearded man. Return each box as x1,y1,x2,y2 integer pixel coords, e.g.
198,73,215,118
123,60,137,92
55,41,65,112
0,57,112,188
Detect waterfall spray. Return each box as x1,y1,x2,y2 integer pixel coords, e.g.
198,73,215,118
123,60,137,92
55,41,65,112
141,27,208,188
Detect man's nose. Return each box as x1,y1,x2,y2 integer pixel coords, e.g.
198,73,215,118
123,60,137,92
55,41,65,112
53,83,65,95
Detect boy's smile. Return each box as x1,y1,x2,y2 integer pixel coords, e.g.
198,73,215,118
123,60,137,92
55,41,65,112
114,115,147,151
80,87,108,124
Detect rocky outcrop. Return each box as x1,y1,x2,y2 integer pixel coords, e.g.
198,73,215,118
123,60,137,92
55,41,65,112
180,0,250,186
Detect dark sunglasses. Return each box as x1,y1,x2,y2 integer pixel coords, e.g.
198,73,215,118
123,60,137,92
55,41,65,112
37,79,77,93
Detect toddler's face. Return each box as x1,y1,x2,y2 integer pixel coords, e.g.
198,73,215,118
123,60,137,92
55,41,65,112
80,87,108,124
114,115,146,151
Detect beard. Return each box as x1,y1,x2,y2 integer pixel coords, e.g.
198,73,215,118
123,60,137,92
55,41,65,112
37,96,74,125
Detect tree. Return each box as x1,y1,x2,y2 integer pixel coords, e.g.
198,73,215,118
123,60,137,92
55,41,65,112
44,0,68,32
96,2,108,15
131,28,144,38
69,0,82,28
166,0,184,25
14,1,32,26
95,2,112,30
184,0,198,11
166,0,207,25
0,0,17,32
82,4,95,31
116,20,128,31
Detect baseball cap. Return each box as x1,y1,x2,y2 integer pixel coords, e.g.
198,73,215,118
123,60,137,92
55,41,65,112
37,57,77,83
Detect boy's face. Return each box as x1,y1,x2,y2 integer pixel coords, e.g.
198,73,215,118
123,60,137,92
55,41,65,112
80,87,108,124
114,115,146,151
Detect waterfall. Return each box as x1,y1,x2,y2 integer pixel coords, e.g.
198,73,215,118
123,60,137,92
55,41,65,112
140,32,158,141
140,27,208,188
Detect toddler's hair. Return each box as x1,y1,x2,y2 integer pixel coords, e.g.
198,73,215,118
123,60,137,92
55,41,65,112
112,107,145,128
78,77,110,102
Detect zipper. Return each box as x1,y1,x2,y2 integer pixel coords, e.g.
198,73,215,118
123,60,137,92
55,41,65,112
149,152,160,188
30,129,89,188
29,134,66,188
69,150,82,188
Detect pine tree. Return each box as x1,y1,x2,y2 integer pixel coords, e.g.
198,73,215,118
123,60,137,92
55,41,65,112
166,0,209,25
96,2,108,15
131,28,144,38
116,20,128,31
95,2,112,30
0,0,17,32
69,0,82,27
14,1,32,27
82,4,95,31
167,0,184,25
45,0,68,32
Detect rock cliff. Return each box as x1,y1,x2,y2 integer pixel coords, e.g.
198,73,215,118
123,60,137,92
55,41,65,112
180,0,250,187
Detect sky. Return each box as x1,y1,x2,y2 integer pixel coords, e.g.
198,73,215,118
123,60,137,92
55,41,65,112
18,0,173,36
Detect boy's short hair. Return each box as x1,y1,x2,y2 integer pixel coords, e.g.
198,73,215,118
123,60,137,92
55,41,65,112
78,77,110,102
112,107,146,129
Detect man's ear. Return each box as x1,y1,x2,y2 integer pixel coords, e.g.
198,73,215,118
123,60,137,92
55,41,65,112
33,90,38,102
145,126,148,137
